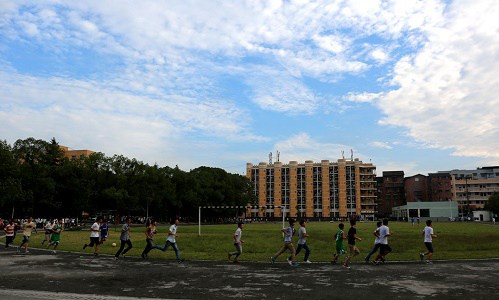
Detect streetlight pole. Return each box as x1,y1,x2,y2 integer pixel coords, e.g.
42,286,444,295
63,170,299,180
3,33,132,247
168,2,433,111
465,176,470,219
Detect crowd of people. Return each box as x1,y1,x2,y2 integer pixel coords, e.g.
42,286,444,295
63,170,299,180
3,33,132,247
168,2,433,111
1,216,439,267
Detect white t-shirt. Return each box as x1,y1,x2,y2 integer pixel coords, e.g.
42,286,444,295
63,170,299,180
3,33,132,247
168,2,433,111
234,227,242,244
373,227,380,244
378,225,390,245
297,227,307,245
283,226,293,243
90,222,100,238
167,224,177,243
423,226,434,243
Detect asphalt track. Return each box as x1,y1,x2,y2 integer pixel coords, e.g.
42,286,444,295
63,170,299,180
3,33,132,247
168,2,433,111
1,246,498,300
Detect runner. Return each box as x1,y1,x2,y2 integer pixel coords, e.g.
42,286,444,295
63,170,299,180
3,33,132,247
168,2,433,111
373,218,392,265
41,219,54,245
141,218,157,259
83,216,102,256
343,219,362,269
18,217,36,253
99,219,109,245
227,222,244,263
332,223,347,264
115,217,133,260
295,219,311,263
420,220,437,264
154,218,184,263
271,218,298,266
364,221,382,263
3,219,16,248
47,218,63,253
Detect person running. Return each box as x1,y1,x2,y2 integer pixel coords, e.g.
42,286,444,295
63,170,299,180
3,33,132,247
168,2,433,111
420,220,437,264
83,216,102,256
47,218,63,253
41,219,54,245
115,217,133,260
373,218,392,265
99,219,109,245
154,218,184,263
3,219,16,248
271,218,298,266
228,222,244,263
141,218,157,259
295,219,311,263
364,221,382,263
343,219,362,269
332,223,347,264
18,217,36,253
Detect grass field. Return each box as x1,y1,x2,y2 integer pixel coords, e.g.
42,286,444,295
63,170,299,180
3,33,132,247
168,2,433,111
12,221,499,262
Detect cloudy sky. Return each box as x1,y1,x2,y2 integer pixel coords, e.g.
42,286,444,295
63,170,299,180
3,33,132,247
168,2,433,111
1,0,498,176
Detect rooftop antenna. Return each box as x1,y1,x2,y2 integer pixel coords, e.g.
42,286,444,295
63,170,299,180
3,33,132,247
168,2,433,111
269,152,273,164
276,150,280,162
341,150,345,159
351,149,353,161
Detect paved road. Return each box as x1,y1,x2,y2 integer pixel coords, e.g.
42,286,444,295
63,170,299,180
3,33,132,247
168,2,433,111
1,247,498,299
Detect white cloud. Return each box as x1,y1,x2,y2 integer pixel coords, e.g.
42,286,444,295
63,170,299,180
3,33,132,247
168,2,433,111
370,141,393,150
247,68,319,114
2,0,498,173
273,132,358,163
345,92,382,103
369,48,389,64
0,70,264,165
377,0,499,158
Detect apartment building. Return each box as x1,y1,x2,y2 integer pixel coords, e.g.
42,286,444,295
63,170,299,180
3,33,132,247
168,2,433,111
441,166,499,212
246,158,377,220
377,171,405,217
404,174,430,202
428,172,452,201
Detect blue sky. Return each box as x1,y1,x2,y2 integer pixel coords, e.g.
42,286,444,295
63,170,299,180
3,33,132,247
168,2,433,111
1,0,498,176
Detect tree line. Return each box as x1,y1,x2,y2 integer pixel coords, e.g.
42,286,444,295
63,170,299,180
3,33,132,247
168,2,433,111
0,137,255,222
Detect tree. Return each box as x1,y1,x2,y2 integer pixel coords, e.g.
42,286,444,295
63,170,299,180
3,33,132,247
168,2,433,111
485,191,499,215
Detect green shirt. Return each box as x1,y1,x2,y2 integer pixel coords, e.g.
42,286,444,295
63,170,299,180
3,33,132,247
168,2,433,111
335,229,344,245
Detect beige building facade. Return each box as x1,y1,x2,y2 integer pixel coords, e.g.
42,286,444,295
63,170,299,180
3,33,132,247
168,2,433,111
246,158,377,220
60,145,95,160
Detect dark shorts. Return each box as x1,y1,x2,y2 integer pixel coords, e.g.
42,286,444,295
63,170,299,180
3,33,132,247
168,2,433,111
425,242,434,253
89,237,100,246
380,244,392,254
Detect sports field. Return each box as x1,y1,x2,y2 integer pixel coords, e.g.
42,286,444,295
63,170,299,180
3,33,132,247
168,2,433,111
19,220,499,262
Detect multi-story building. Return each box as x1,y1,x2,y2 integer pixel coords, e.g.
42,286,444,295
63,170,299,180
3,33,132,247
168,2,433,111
404,174,430,202
428,172,452,201
246,158,377,220
377,171,405,217
440,167,499,213
60,145,94,160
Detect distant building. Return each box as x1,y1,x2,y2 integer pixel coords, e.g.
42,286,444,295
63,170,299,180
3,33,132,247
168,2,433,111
246,158,377,220
428,172,452,201
404,174,430,202
392,201,458,220
404,173,453,203
60,145,95,160
377,171,405,217
440,166,499,213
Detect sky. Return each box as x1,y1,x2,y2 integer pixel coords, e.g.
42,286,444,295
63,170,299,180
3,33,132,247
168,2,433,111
1,0,499,176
